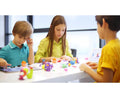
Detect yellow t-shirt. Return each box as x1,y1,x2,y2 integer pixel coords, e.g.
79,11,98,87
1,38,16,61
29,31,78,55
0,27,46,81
34,37,73,63
97,39,120,82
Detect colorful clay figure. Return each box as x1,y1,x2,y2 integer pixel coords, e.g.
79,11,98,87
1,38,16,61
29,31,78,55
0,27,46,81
62,64,67,68
41,62,53,71
52,58,57,63
68,63,71,67
70,60,75,65
44,62,53,71
75,58,79,63
19,61,33,80
27,66,33,79
42,64,45,70
42,59,46,64
57,59,61,62
21,61,27,67
19,67,27,80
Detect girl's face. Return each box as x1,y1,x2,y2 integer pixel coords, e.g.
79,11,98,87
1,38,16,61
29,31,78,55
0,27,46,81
13,34,29,48
97,22,104,39
54,24,66,41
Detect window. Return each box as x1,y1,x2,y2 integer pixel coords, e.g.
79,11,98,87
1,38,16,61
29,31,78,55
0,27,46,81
9,15,27,33
32,33,47,52
33,15,97,30
67,31,99,57
7,15,27,43
64,15,97,30
32,15,99,57
33,15,54,28
6,15,100,57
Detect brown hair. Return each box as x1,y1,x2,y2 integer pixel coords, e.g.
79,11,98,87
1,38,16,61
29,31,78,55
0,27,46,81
12,21,33,37
95,15,120,32
46,15,67,57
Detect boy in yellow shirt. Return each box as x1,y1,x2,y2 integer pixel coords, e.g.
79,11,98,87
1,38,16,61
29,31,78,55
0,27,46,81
80,16,120,82
35,15,73,63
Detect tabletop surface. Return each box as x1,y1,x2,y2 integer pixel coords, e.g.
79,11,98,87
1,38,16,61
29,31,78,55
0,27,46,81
0,58,94,83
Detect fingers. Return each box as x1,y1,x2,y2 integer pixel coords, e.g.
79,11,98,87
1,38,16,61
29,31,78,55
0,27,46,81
27,38,33,48
60,55,65,59
88,63,95,66
4,63,11,69
86,62,91,64
7,63,11,66
91,66,97,69
60,56,71,61
86,62,97,66
27,38,33,44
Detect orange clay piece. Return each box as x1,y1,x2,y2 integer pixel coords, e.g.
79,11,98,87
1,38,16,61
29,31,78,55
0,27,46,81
21,61,26,67
52,58,57,63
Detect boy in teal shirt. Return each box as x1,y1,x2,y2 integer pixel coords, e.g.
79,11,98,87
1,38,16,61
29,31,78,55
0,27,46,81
0,21,34,68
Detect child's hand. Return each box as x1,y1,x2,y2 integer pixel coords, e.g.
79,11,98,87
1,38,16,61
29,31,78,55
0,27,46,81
86,62,98,69
60,55,71,61
79,63,89,71
27,38,33,48
0,58,11,69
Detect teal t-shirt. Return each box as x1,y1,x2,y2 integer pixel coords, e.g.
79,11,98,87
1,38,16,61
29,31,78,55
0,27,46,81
0,41,29,67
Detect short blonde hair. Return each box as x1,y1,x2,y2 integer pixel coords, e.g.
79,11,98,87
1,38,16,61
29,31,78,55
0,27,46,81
12,21,33,37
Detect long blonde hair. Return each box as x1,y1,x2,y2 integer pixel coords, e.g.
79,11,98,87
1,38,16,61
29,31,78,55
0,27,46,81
46,15,67,57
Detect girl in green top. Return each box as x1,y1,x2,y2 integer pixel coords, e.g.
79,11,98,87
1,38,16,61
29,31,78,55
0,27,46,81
35,15,73,63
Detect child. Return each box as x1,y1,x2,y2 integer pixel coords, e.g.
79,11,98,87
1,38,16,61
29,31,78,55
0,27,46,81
80,16,120,82
34,15,73,63
0,21,34,68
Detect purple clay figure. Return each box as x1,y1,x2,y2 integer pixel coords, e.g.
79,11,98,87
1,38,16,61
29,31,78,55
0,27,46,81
39,63,42,67
76,58,79,63
45,62,53,71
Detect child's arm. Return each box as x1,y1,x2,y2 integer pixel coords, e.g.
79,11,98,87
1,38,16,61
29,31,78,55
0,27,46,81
86,62,98,69
80,63,113,82
60,55,72,61
27,38,34,65
0,58,11,68
39,57,53,62
39,57,63,63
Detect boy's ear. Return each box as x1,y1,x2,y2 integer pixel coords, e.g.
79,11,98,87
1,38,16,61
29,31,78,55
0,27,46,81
12,32,15,36
102,18,108,29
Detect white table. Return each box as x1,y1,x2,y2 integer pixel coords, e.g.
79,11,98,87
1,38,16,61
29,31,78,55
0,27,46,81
0,59,94,83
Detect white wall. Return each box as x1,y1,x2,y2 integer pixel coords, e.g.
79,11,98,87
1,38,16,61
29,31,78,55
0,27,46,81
0,16,4,47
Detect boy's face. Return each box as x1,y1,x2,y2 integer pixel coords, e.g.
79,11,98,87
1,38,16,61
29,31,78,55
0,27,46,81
97,22,104,39
54,24,66,41
13,34,30,47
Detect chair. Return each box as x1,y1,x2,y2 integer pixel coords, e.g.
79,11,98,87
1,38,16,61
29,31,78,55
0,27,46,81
71,49,77,57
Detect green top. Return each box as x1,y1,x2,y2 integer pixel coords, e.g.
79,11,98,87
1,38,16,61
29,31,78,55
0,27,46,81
34,37,73,63
0,41,29,67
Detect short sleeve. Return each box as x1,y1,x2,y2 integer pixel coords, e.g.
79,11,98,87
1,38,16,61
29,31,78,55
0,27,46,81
0,47,8,60
101,47,115,72
34,38,48,63
66,40,73,58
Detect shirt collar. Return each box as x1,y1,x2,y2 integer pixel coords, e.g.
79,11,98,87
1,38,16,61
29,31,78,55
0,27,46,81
53,38,62,45
8,41,27,49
